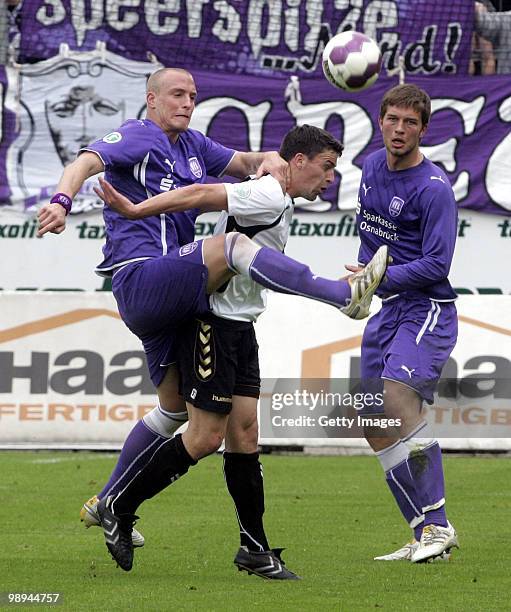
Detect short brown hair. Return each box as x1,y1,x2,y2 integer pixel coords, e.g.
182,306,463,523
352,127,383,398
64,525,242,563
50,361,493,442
279,125,344,161
380,84,431,127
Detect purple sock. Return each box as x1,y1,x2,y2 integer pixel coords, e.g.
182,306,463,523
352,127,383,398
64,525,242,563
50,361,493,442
249,247,351,308
386,461,424,538
407,442,448,528
98,420,166,499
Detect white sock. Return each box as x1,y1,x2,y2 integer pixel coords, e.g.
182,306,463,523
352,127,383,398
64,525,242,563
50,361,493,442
401,420,436,453
224,232,261,275
375,439,410,472
143,405,188,438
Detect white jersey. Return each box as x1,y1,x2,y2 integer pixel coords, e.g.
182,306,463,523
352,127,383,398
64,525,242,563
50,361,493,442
209,175,294,322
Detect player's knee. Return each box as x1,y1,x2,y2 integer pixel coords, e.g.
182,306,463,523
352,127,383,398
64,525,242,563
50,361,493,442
191,429,224,457
383,382,421,422
202,431,224,456
241,415,259,447
224,231,260,275
363,426,395,452
226,414,258,452
236,417,259,449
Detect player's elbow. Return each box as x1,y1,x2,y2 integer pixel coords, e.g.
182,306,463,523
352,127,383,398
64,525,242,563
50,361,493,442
430,258,451,281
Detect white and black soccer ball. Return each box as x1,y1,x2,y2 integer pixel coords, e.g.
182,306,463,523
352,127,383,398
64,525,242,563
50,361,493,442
322,31,382,92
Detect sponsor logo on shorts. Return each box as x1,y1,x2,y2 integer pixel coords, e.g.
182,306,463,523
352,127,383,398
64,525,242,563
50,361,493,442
389,196,405,217
179,242,198,256
190,388,197,399
189,157,203,178
212,394,232,403
102,131,122,144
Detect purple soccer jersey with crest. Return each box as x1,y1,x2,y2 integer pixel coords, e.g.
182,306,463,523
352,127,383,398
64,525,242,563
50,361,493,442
357,148,458,406
357,148,457,301
80,119,235,276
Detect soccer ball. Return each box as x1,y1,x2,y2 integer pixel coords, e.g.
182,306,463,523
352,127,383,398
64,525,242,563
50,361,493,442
322,31,382,92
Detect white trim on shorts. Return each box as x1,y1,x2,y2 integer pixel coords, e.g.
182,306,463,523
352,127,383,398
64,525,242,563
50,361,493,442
95,257,152,277
381,376,422,397
416,300,441,345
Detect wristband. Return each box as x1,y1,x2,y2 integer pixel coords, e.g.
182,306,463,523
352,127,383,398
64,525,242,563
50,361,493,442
50,193,72,215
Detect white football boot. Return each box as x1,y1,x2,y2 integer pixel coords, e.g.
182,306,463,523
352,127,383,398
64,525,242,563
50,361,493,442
80,495,145,547
341,245,390,320
411,522,459,563
374,539,452,562
374,540,419,561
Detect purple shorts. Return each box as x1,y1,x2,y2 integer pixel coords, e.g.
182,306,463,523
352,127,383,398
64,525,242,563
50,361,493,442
359,296,457,414
112,241,210,388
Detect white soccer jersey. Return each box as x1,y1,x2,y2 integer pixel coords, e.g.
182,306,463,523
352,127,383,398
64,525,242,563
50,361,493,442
209,175,294,322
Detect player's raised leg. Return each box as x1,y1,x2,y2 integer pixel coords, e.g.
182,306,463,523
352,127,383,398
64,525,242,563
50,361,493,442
202,233,389,320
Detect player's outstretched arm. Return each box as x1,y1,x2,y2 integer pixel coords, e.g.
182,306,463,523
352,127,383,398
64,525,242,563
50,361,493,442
37,152,104,237
225,151,288,192
95,177,228,219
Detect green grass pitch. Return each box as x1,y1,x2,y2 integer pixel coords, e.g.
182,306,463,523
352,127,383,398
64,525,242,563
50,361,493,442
1,451,510,611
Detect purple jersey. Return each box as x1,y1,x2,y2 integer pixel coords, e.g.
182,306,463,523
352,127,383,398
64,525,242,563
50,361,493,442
357,148,457,301
81,119,235,276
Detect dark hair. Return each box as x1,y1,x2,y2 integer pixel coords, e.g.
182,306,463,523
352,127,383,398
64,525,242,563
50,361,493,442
279,125,343,161
380,84,431,126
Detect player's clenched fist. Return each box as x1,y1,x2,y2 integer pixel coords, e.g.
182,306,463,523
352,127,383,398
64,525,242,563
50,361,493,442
37,201,68,236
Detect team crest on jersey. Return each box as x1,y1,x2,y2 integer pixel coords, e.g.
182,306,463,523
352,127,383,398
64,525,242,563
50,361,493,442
233,182,251,199
188,157,203,178
389,196,405,217
179,242,199,257
102,131,122,144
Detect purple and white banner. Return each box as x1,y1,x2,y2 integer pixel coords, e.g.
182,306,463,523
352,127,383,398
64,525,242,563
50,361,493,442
19,0,473,77
1,48,511,216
